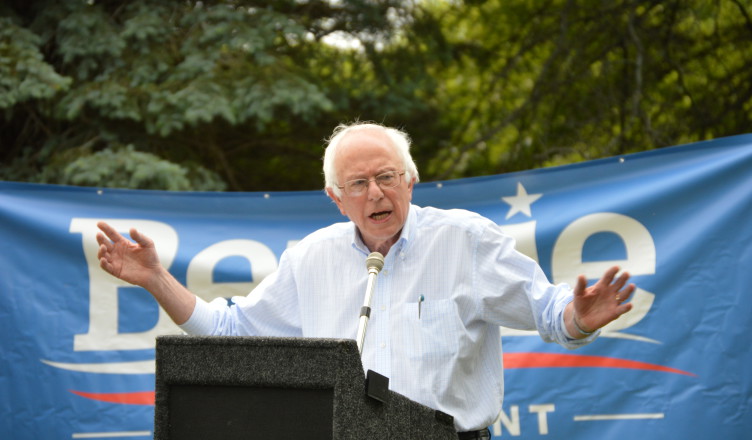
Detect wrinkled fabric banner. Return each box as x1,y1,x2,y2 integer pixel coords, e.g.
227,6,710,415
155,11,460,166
1,135,750,439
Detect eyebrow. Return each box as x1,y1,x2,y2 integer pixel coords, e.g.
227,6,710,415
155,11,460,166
344,168,398,181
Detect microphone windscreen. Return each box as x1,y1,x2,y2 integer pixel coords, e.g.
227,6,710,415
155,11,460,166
366,252,384,272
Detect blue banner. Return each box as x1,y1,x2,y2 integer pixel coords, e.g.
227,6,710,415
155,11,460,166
1,134,751,438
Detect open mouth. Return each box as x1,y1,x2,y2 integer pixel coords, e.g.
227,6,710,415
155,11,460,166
369,211,391,221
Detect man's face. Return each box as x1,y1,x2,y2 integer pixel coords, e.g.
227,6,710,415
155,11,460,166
326,128,414,254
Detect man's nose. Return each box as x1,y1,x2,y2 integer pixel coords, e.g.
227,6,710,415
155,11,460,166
367,179,384,200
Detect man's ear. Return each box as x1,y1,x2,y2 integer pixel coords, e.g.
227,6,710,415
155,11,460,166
326,187,347,216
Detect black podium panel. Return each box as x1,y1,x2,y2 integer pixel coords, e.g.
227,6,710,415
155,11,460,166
154,336,458,440
169,385,333,440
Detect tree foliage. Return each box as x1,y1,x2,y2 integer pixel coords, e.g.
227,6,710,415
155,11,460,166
0,0,445,190
1,0,750,191
421,0,752,179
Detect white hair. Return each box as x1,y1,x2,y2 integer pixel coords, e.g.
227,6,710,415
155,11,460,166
323,121,420,197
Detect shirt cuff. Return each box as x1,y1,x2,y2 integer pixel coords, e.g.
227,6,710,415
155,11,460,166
178,297,214,335
562,316,600,341
560,299,599,345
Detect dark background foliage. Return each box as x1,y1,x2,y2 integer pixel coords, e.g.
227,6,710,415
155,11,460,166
2,0,750,191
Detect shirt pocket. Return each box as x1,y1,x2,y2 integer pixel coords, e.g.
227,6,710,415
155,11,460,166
401,298,462,365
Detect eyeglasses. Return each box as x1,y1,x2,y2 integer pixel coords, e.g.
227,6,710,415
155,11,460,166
337,171,406,196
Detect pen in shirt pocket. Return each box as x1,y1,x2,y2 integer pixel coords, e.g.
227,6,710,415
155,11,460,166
418,294,424,319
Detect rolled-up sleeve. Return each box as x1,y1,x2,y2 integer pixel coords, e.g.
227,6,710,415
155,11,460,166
179,250,303,337
476,222,598,349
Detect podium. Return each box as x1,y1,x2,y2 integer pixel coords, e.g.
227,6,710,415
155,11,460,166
154,335,458,439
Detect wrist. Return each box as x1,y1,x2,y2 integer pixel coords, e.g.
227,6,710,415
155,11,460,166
142,265,173,292
573,314,595,336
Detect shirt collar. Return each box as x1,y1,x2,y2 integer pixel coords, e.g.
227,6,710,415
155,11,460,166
351,204,416,256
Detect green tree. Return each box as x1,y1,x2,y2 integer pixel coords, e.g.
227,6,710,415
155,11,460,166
420,0,752,180
2,0,750,191
0,0,447,191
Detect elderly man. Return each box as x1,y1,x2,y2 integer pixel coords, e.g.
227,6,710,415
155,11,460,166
97,122,634,439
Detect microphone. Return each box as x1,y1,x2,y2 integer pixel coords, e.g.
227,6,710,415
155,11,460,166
356,252,384,356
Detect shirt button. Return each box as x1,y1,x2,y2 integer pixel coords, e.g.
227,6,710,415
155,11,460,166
380,343,386,349
380,305,386,311
382,269,388,275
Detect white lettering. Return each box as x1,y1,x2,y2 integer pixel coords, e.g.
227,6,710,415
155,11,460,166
186,239,278,302
494,404,521,436
70,218,181,351
493,404,555,436
552,213,655,282
551,213,657,339
529,404,555,434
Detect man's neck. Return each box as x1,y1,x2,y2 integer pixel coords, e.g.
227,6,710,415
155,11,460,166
359,230,401,257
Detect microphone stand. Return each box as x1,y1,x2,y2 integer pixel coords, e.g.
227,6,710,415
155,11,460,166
356,252,384,356
356,252,390,403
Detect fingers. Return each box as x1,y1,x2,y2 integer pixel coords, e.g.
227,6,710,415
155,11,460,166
97,221,125,243
96,230,114,271
99,255,114,274
96,240,116,276
96,222,120,263
597,266,633,293
574,274,588,298
609,268,635,303
96,222,126,277
618,283,636,302
597,266,620,286
129,228,154,248
96,228,111,260
612,270,631,290
579,267,636,303
620,301,634,314
97,222,153,249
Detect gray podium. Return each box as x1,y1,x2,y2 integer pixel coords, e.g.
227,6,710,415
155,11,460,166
154,335,458,439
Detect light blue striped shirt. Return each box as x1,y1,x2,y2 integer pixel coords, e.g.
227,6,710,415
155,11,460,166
181,204,594,431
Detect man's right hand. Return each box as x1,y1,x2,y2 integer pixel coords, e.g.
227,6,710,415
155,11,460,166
96,221,163,289
95,221,197,325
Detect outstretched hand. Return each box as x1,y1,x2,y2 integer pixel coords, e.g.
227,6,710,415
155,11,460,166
570,266,635,336
96,221,163,288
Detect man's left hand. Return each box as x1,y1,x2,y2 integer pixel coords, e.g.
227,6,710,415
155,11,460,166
567,266,635,337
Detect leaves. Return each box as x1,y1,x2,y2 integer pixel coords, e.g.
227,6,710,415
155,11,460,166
0,17,71,108
1,0,750,191
2,0,410,190
418,0,752,179
55,145,227,191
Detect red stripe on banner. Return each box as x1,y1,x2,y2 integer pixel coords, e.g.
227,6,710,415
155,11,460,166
68,353,693,406
503,352,697,377
70,390,156,405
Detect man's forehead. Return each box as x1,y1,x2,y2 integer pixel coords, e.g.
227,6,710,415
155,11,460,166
339,126,391,147
337,130,398,164
334,137,400,180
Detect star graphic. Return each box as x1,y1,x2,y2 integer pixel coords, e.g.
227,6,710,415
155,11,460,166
501,183,543,219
